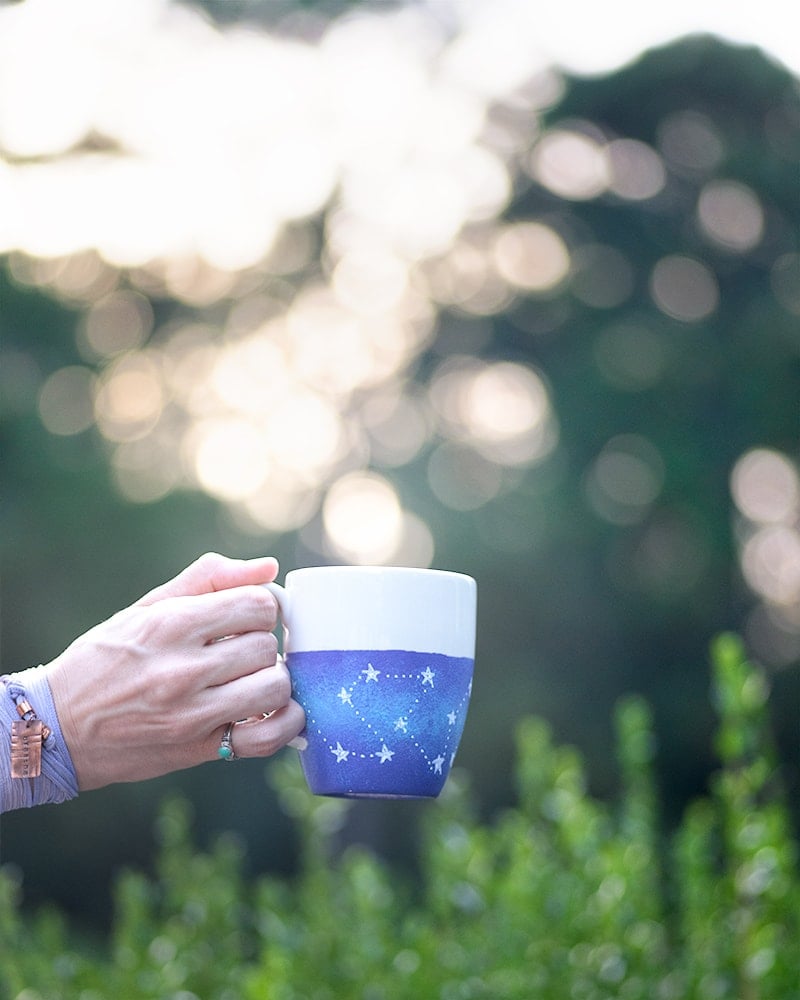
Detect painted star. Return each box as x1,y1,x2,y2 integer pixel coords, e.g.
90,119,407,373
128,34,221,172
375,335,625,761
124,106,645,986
331,742,350,763
338,687,353,705
432,755,446,774
377,744,395,763
421,667,435,687
447,711,457,725
394,717,408,732
362,664,380,682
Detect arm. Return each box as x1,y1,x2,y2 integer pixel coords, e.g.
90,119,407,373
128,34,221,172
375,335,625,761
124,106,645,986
1,553,305,811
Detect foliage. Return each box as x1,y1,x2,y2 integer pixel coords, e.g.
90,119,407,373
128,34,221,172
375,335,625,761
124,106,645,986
1,635,797,999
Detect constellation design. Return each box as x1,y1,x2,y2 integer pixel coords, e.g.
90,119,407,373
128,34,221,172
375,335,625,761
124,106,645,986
288,649,474,796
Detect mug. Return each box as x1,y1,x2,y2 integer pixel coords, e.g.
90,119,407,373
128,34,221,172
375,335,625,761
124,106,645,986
266,566,476,799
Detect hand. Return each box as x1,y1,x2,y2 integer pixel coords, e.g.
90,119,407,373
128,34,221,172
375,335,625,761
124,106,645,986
46,553,306,791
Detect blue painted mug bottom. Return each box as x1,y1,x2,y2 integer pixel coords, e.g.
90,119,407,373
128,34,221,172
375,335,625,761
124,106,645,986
287,649,474,799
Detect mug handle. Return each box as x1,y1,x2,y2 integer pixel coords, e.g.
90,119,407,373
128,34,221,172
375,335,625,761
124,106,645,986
263,583,306,752
264,581,292,646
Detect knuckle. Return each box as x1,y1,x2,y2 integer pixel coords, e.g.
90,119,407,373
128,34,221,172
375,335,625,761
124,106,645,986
263,630,279,664
265,588,280,620
233,586,277,630
194,551,225,574
250,586,278,628
146,661,192,707
267,663,292,706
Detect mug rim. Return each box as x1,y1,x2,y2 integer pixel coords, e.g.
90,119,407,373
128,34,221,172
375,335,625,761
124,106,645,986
284,565,475,585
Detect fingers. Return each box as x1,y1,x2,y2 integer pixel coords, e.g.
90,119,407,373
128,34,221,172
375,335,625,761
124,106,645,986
209,699,306,761
202,657,292,722
136,585,279,654
203,629,279,686
191,585,279,644
137,553,280,606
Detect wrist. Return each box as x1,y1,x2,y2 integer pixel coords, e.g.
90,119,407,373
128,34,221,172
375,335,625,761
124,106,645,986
0,667,79,812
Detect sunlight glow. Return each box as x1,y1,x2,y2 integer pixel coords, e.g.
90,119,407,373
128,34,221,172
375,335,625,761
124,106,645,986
493,222,571,293
81,291,153,360
322,472,404,565
5,0,798,563
429,359,557,470
189,418,272,502
529,127,610,200
94,353,164,442
742,527,800,607
731,449,800,661
262,391,346,482
731,450,800,526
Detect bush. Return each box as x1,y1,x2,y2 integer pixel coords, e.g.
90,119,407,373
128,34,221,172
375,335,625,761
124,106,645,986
2,634,798,999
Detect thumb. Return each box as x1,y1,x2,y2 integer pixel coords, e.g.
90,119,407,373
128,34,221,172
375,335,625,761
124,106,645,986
136,553,279,606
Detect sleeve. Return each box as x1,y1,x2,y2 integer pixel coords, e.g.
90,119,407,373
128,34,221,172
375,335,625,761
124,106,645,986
0,666,80,814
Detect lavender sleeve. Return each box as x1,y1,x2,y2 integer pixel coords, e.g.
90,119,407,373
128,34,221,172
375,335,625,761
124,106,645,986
0,666,79,813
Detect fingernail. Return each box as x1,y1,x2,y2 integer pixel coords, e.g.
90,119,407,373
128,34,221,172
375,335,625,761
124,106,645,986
288,735,308,751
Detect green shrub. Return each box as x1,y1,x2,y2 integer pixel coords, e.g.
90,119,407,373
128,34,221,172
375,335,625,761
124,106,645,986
2,634,798,999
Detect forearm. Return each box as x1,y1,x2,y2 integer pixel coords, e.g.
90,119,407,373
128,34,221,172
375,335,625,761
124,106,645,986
0,667,79,814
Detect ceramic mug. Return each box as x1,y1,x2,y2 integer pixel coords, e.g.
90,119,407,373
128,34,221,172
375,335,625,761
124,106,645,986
266,566,476,799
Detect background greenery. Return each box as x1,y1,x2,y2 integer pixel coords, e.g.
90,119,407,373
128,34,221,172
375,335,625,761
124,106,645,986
2,636,798,998
1,0,798,954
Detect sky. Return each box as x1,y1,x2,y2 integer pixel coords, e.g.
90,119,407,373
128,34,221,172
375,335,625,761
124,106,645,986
443,0,800,77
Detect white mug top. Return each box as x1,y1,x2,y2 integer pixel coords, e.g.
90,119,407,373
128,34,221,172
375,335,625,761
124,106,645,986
272,566,476,659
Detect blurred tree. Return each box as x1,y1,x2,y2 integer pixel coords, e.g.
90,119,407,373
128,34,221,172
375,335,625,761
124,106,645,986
1,23,798,932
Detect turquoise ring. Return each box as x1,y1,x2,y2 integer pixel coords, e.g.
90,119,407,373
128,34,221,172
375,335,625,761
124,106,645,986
218,722,236,761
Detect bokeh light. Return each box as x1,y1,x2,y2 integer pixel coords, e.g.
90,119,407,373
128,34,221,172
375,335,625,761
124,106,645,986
529,126,610,200
429,359,557,469
5,0,800,932
322,471,404,565
732,449,800,526
732,449,800,665
742,527,800,608
571,245,634,310
697,180,764,254
93,353,164,443
1,0,797,623
657,110,725,174
586,435,665,526
38,366,96,436
606,139,666,201
649,255,719,323
80,291,153,360
493,222,571,293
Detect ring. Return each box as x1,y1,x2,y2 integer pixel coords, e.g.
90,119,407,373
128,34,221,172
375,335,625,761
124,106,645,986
217,722,236,761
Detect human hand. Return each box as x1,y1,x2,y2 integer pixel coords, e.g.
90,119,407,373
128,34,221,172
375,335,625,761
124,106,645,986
46,553,306,791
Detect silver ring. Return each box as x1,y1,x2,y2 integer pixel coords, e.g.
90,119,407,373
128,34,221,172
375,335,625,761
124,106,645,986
217,722,236,761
